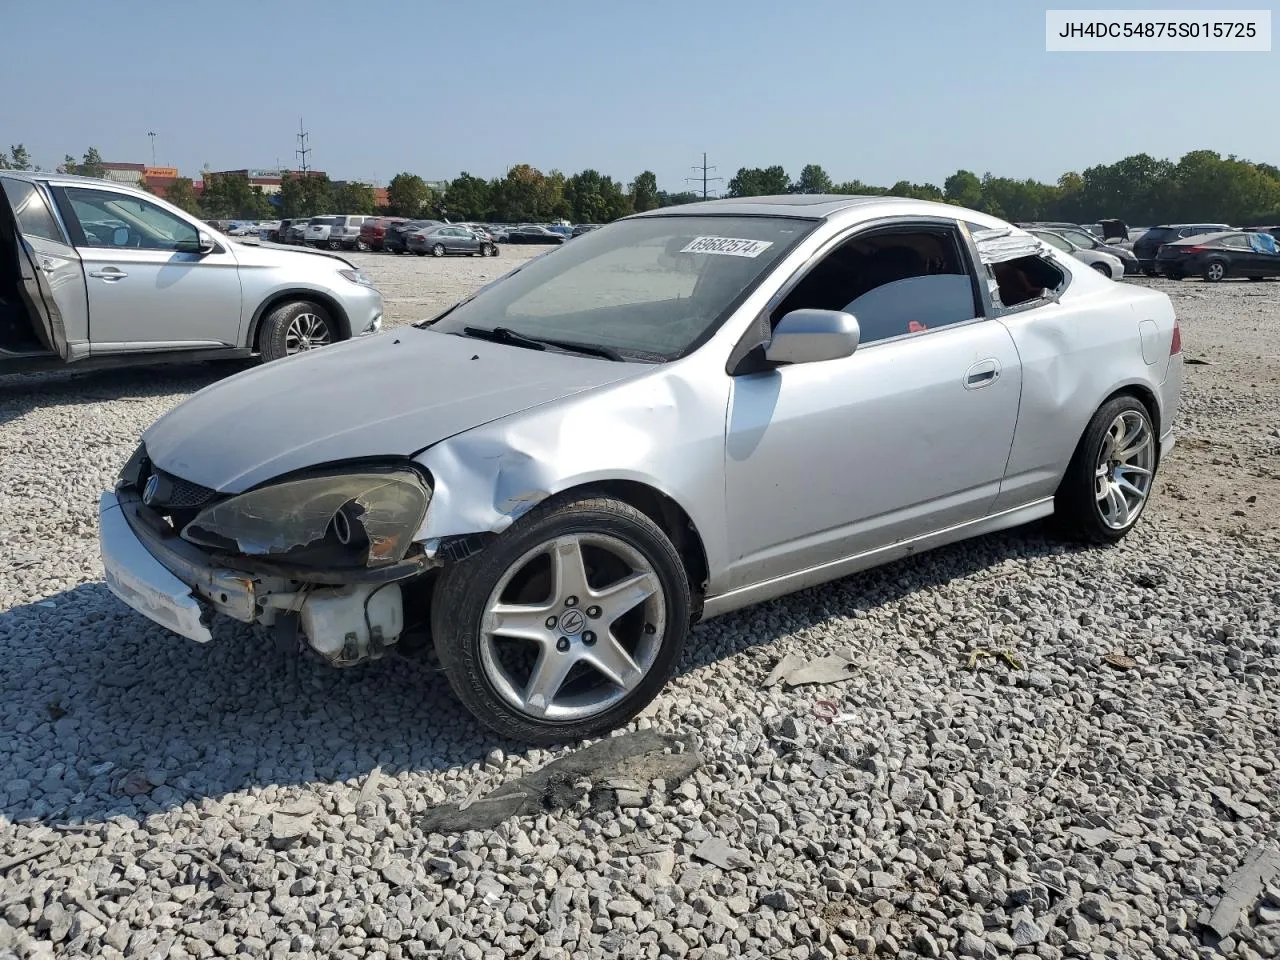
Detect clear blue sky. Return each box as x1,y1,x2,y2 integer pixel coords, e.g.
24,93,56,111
2,0,1275,190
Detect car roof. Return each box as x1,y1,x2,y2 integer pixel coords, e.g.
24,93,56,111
626,194,1013,227
1170,230,1243,243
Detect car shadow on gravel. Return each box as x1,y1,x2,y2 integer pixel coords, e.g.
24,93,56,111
0,523,1089,827
680,521,1091,673
0,360,251,427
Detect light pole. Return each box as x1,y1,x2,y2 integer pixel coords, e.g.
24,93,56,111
148,131,157,167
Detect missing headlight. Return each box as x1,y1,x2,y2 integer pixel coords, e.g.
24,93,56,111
181,467,431,568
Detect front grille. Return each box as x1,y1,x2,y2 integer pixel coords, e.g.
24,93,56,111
146,467,216,510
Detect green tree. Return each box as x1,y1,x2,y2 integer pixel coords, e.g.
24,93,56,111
200,172,273,219
445,172,492,220
564,169,630,223
385,172,432,217
490,164,548,222
657,190,700,207
630,170,659,212
4,144,33,170
79,147,105,179
832,179,887,196
163,178,203,216
335,181,376,215
943,169,982,207
727,165,790,197
791,164,833,194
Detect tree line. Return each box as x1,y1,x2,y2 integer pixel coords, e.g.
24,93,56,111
4,143,1278,226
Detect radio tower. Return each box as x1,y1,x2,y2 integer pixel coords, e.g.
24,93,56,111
686,153,723,199
295,118,311,176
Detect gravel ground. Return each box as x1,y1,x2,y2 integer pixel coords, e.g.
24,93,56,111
1,257,1278,960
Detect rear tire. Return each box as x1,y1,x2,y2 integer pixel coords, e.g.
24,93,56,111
326,240,340,251
431,243,446,258
258,300,338,363
1203,260,1227,282
1142,267,1158,277
1055,395,1157,544
431,495,692,744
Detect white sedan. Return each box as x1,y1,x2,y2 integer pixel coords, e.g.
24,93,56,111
1031,229,1126,279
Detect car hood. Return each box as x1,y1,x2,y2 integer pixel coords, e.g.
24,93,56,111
230,240,354,269
142,330,646,493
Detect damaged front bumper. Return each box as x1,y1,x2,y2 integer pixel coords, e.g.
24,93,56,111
98,489,437,662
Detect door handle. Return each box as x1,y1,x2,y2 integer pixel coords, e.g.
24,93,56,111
964,358,1001,389
88,267,128,281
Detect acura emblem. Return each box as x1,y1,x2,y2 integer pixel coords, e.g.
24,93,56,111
142,474,160,506
558,609,586,636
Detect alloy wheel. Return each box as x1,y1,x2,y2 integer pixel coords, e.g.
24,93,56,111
284,312,332,354
1094,410,1155,529
479,533,665,721
1206,262,1226,281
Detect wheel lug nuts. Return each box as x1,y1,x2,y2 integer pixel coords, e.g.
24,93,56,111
586,605,601,619
545,616,558,629
582,631,596,646
556,637,570,652
644,623,657,635
565,596,579,607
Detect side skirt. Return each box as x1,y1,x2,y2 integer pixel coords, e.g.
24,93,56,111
700,498,1055,620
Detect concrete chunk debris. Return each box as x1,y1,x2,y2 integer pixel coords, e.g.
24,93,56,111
1209,786,1262,821
692,838,752,870
764,648,856,688
1204,844,1280,938
418,730,702,833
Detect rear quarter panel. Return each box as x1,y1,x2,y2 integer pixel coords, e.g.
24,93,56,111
993,260,1177,511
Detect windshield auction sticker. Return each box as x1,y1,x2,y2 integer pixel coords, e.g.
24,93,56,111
680,236,774,257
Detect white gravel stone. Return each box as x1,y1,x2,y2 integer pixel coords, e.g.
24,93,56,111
1,265,1278,959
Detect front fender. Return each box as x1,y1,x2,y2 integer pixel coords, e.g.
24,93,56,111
411,363,732,589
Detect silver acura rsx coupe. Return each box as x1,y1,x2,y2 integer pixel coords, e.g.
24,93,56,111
99,195,1182,743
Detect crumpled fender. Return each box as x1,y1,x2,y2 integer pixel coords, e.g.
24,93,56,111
411,365,731,579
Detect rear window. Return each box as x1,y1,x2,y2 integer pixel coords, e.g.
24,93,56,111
1143,228,1179,242
312,217,339,226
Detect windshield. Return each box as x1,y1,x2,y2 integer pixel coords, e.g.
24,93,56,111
428,215,813,360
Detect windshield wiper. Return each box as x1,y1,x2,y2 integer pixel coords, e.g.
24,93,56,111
460,325,548,351
460,326,633,362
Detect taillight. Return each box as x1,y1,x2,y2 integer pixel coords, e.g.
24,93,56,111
1169,319,1182,355
1179,246,1206,254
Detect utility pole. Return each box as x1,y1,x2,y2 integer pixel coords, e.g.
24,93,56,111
148,131,157,167
295,118,311,176
686,152,723,199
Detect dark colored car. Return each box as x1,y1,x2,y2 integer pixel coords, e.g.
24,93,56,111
571,223,601,238
406,224,499,258
1156,231,1280,282
1244,224,1280,241
1133,224,1232,276
360,216,405,252
507,224,566,244
384,219,442,254
1019,222,1139,276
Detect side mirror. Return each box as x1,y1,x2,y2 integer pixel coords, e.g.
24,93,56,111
111,226,130,246
764,309,860,365
196,231,217,255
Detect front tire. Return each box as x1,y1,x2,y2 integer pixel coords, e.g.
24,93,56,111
431,495,693,744
1055,396,1157,544
1091,261,1112,278
258,300,337,363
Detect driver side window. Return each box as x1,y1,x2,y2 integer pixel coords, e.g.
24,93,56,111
62,187,198,252
772,225,980,345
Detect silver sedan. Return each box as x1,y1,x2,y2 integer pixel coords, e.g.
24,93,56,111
99,196,1182,743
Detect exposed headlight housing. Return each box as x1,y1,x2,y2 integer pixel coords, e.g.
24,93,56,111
182,467,430,568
